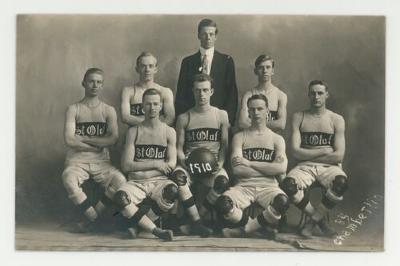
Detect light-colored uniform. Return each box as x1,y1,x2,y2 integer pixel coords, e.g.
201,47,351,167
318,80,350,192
62,101,126,205
127,84,166,117
118,123,175,212
174,106,228,187
224,129,285,210
287,110,347,190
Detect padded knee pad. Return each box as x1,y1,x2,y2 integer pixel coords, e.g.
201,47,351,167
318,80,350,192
213,175,229,194
162,184,179,203
171,170,187,186
215,195,234,215
332,175,348,196
279,177,298,197
114,190,131,209
271,193,290,215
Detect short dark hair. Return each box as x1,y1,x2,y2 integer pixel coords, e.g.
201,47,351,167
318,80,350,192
136,51,157,67
192,73,214,89
254,54,275,68
247,94,269,108
197,18,218,34
142,88,161,102
83,68,104,82
308,80,328,91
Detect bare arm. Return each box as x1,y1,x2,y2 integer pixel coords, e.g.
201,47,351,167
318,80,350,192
64,105,101,152
267,92,287,131
166,127,177,169
248,135,288,176
81,106,119,147
231,132,264,178
176,114,188,169
312,115,345,164
291,112,332,161
121,87,145,126
159,88,175,126
238,91,252,129
216,110,230,170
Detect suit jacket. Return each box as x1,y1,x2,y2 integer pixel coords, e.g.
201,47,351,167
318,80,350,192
175,50,238,125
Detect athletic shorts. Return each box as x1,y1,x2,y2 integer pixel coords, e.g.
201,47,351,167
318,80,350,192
173,165,228,188
118,178,176,212
287,162,347,190
223,178,285,210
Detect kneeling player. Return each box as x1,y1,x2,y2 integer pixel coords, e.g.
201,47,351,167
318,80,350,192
215,94,289,238
170,74,230,236
62,68,126,232
115,89,178,241
280,80,348,238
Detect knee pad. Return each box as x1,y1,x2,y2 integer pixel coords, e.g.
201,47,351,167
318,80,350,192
271,193,290,215
171,170,187,186
215,195,234,215
213,175,229,194
162,183,179,204
114,190,131,209
279,177,298,197
332,175,348,196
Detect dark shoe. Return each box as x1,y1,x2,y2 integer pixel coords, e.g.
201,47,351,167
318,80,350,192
152,228,173,241
222,227,245,238
317,218,337,237
191,220,213,238
127,226,139,239
300,219,315,239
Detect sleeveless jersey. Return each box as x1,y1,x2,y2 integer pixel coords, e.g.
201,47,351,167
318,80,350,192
65,101,110,163
128,122,168,181
129,84,165,116
184,106,222,159
251,86,280,121
238,129,279,186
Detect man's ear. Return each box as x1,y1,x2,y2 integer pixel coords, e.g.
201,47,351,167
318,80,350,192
210,88,214,96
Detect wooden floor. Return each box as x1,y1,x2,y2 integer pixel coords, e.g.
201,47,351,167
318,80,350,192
15,222,383,252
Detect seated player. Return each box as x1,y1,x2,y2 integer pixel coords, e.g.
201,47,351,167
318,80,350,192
215,94,289,238
121,51,175,126
170,73,230,236
62,68,126,233
280,80,348,238
114,88,178,241
238,55,287,131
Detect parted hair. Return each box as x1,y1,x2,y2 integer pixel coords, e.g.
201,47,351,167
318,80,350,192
82,68,104,82
198,18,218,34
247,93,269,108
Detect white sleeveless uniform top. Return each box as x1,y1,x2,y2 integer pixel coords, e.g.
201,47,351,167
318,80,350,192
251,86,280,121
299,110,335,165
128,123,168,181
238,129,279,186
65,101,110,164
184,106,222,159
129,84,165,117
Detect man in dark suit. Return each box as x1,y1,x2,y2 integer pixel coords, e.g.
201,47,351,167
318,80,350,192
175,18,239,126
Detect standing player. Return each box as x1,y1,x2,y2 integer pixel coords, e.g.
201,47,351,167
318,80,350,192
280,80,348,238
170,73,230,236
62,68,126,232
238,55,287,131
215,94,289,238
121,52,175,126
114,88,178,241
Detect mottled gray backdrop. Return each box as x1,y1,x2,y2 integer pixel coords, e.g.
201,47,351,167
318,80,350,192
16,15,384,227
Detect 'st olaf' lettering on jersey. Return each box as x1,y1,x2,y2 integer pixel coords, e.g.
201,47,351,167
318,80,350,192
134,145,167,160
75,122,107,137
243,147,275,162
301,132,334,147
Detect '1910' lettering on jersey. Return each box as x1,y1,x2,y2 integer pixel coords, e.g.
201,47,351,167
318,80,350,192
243,148,275,162
185,128,221,142
135,145,167,160
301,132,334,147
75,122,107,137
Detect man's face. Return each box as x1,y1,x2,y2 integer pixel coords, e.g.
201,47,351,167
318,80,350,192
248,99,269,124
308,84,329,108
136,55,158,82
198,26,217,49
193,80,213,106
255,60,274,82
142,94,162,119
83,73,103,97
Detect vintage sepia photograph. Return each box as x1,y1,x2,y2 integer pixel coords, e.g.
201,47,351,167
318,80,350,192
15,14,385,252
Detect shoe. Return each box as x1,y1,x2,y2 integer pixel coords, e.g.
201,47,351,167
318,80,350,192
222,227,245,238
152,228,173,241
191,220,213,238
300,219,315,239
317,218,337,237
127,227,138,239
259,226,278,240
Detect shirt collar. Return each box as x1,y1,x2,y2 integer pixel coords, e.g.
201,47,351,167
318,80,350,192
199,46,214,57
